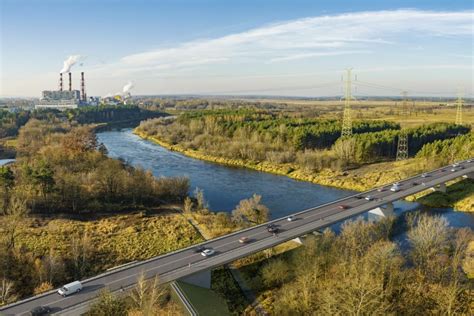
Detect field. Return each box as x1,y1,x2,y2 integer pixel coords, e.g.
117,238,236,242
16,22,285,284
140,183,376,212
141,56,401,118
2,209,204,272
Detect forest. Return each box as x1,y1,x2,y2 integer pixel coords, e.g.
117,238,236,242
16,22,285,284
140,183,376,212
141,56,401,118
136,109,470,169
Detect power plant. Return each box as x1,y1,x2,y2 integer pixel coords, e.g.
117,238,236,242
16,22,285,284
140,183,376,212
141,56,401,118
35,71,99,110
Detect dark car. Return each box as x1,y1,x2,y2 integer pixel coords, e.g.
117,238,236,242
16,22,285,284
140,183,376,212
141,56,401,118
30,306,51,316
194,245,205,253
338,205,350,210
267,224,279,233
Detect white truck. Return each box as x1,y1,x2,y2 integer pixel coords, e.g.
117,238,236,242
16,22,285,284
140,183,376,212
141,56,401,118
57,281,83,297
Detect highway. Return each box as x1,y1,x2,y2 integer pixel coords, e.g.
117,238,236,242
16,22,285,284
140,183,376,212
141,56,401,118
1,159,473,315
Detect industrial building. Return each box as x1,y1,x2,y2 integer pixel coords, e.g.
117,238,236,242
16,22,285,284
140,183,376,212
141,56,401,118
36,72,90,110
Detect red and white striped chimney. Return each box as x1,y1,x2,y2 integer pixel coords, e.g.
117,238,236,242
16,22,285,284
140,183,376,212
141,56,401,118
68,72,72,91
59,73,63,91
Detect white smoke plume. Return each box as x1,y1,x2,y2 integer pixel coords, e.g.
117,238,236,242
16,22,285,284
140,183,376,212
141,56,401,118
60,55,81,74
122,81,134,94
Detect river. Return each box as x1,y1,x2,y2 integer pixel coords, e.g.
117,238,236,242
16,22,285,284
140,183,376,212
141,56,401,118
97,129,474,229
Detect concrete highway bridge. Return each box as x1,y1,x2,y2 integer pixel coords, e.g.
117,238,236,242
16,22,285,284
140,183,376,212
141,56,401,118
1,159,473,315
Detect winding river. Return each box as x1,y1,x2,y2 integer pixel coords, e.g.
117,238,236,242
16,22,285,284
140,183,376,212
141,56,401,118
97,129,474,229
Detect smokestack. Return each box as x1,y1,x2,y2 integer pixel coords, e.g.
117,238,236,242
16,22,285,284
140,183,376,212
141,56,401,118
81,72,86,101
59,73,63,91
68,72,72,91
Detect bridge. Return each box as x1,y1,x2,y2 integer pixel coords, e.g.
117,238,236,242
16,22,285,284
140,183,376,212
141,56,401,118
1,159,473,315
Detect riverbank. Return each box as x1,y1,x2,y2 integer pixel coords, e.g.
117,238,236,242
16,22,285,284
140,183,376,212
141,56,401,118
133,129,474,212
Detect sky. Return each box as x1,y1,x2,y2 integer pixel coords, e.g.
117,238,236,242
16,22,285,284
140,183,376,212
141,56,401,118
0,0,473,98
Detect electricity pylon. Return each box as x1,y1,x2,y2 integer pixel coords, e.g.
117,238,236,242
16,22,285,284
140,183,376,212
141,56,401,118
396,91,409,161
341,68,354,138
455,91,463,125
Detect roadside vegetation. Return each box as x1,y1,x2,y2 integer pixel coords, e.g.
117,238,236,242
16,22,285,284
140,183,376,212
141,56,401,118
237,214,473,315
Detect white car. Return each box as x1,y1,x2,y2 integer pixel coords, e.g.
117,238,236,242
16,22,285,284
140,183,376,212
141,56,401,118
287,216,294,222
201,248,215,257
390,185,400,192
421,173,428,178
365,195,374,201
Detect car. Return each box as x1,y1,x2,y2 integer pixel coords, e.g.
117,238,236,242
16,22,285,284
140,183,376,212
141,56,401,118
441,169,446,172
287,216,294,222
452,163,459,168
421,173,428,178
194,245,205,253
390,185,400,192
267,224,279,233
58,281,82,297
355,195,364,200
421,182,427,186
338,205,349,210
467,159,472,163
451,168,457,172
377,187,384,192
412,182,419,186
365,195,374,201
30,306,51,316
239,237,249,244
201,248,215,257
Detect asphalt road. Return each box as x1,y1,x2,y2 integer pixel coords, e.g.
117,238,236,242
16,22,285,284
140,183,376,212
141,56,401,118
1,159,473,316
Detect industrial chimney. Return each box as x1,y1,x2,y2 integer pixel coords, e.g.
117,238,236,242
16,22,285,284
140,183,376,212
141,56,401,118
81,72,86,101
59,73,63,91
68,72,72,91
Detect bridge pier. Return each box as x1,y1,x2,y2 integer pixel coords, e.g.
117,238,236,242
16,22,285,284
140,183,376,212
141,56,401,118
368,202,395,220
180,269,212,289
432,182,447,193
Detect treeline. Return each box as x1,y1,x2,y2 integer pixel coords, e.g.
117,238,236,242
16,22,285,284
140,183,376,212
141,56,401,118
0,119,188,214
254,214,472,314
65,104,163,124
0,110,30,138
349,123,470,163
137,109,469,171
416,132,474,165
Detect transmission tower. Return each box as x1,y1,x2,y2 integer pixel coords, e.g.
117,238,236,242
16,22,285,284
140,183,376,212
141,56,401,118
341,68,354,137
455,91,463,125
396,91,409,161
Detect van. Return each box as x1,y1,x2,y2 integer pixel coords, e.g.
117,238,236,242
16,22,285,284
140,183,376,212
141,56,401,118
58,281,83,297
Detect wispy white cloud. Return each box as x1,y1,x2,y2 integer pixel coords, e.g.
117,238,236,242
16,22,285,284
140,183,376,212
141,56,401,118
89,9,472,78
268,50,372,63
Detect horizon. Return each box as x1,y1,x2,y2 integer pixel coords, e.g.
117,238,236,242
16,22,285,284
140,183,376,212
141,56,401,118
1,0,473,98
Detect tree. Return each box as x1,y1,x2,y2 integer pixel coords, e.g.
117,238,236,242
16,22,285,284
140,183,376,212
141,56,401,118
407,214,449,271
261,258,291,288
0,278,17,305
232,194,269,225
193,187,208,210
183,197,193,213
86,289,126,316
0,166,14,212
130,273,167,316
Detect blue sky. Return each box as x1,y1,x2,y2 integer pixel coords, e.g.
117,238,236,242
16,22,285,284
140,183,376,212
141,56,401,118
1,0,472,97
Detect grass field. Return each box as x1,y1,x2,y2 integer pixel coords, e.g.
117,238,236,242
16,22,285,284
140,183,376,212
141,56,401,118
3,209,204,271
